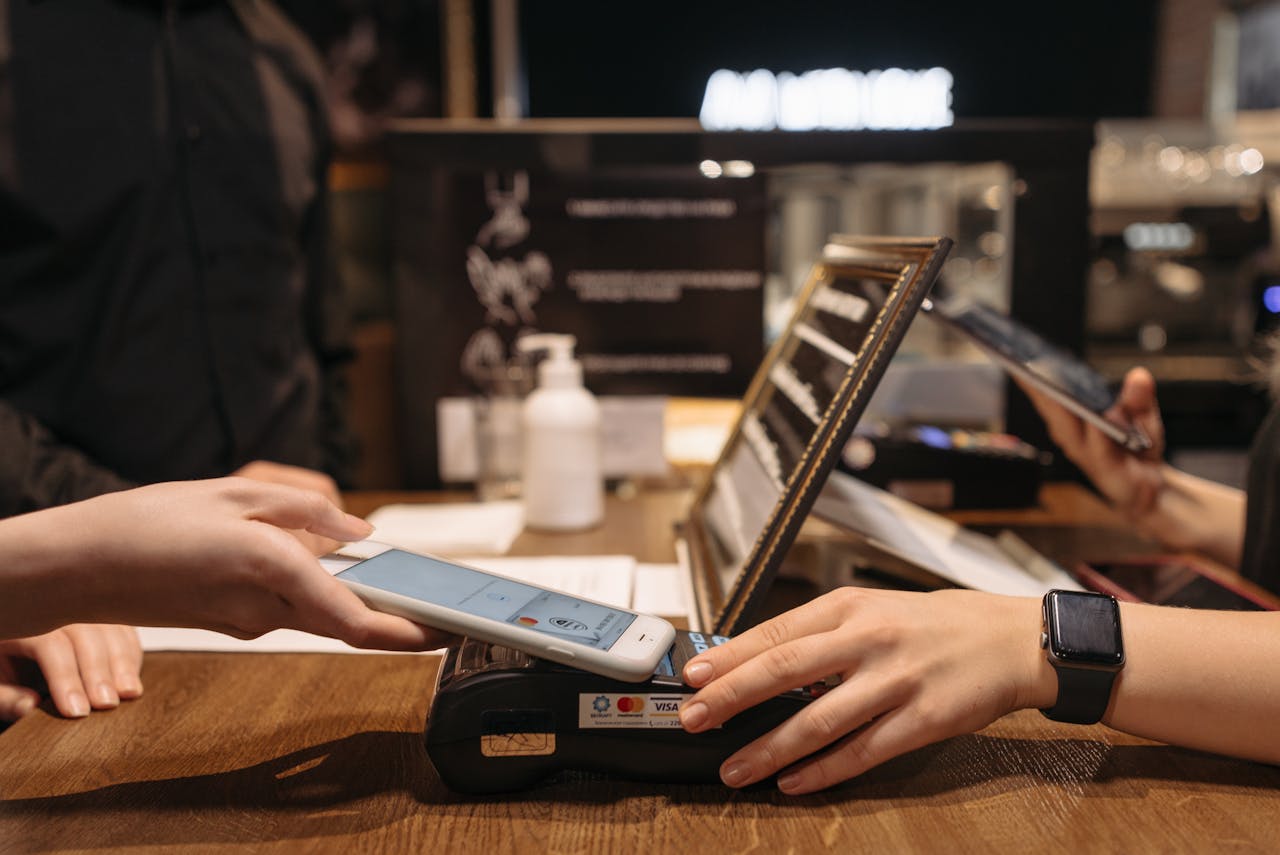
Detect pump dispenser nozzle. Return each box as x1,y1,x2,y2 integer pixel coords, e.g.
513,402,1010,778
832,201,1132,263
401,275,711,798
516,333,583,389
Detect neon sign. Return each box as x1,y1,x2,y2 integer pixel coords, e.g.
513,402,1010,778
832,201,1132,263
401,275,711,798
699,67,954,131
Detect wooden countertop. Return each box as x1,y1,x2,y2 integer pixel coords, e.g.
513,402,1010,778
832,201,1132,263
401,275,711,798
2,484,1279,853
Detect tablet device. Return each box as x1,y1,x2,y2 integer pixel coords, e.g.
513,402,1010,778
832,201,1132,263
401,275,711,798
924,294,1151,452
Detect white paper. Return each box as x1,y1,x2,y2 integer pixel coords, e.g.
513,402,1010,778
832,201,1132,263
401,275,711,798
366,500,525,556
631,563,689,619
599,396,668,477
135,626,446,654
665,422,731,465
815,471,1082,597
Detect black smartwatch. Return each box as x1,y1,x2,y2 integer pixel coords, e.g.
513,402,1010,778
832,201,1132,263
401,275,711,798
1039,589,1125,724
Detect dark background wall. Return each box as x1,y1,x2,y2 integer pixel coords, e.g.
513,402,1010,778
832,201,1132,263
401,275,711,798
274,1,1163,128
519,1,1159,120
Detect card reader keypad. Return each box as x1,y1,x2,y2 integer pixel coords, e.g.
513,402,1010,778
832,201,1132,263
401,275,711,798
651,631,733,685
652,630,834,699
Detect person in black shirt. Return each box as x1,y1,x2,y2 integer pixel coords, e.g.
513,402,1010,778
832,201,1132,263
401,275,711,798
0,0,354,515
0,1,357,718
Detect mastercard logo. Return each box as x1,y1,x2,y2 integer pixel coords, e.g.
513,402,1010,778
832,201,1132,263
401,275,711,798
517,617,538,626
616,696,645,713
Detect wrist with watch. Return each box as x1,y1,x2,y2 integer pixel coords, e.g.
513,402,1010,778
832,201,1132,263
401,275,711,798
1039,589,1125,725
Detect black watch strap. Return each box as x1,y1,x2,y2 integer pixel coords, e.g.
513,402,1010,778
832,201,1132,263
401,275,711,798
1040,665,1118,725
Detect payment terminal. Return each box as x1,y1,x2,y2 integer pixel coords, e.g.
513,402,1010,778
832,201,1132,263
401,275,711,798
425,631,817,793
425,237,950,793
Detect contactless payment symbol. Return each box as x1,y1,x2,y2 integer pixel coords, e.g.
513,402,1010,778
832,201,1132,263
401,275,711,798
593,696,611,713
550,617,588,631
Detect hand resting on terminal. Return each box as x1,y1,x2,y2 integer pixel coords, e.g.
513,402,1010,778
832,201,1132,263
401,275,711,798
680,586,1280,794
680,365,1277,794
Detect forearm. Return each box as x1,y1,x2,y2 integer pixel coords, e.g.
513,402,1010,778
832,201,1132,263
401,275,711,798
1107,604,1280,763
1020,601,1280,765
0,503,106,638
1132,465,1245,567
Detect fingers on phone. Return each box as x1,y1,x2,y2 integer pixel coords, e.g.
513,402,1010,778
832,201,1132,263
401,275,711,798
286,570,452,652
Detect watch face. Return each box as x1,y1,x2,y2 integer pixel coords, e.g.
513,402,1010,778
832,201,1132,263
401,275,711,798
1046,591,1124,667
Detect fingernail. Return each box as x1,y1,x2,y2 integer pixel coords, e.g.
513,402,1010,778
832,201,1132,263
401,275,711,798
721,762,751,787
14,695,36,718
119,676,143,698
346,515,374,536
67,692,90,718
680,701,708,731
684,661,713,685
93,683,119,707
777,773,803,793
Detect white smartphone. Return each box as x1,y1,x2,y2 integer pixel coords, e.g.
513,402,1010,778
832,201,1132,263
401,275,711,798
321,541,676,682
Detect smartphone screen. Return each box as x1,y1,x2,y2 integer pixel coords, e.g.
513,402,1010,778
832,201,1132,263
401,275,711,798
335,549,638,650
1088,561,1267,611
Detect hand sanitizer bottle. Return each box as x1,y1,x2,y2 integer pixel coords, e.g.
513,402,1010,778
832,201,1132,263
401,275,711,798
515,334,603,531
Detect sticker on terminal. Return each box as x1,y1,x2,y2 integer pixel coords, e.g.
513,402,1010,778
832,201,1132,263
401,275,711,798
578,693,690,729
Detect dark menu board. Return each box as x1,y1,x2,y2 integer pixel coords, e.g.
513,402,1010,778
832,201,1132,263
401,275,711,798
683,237,951,634
392,166,766,487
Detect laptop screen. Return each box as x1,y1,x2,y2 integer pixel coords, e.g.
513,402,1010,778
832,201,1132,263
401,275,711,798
683,236,951,634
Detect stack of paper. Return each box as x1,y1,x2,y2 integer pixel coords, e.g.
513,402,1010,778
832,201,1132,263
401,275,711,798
365,500,525,556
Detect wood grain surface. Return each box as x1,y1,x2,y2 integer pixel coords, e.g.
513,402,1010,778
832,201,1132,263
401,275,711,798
2,651,1279,854
2,485,1279,854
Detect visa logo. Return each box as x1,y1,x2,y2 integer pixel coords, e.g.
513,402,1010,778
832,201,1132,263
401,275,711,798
654,701,681,712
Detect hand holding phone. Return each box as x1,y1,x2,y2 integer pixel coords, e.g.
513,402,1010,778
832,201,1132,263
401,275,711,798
322,542,676,682
925,295,1151,452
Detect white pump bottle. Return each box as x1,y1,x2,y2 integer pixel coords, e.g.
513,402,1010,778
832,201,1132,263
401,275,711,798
515,334,603,531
